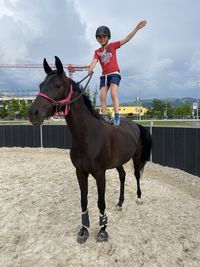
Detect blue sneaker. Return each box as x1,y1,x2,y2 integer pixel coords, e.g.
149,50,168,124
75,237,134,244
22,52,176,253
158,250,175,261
113,113,120,126
113,118,120,127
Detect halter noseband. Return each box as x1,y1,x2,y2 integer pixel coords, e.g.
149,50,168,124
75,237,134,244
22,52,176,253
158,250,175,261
37,73,93,117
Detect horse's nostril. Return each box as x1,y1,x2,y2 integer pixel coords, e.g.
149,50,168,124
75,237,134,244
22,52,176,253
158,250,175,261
33,109,38,116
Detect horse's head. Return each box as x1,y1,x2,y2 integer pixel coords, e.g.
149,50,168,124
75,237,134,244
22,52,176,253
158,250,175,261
29,56,71,125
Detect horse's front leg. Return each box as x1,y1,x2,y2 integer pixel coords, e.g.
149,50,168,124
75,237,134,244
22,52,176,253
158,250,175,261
95,171,109,242
76,169,90,244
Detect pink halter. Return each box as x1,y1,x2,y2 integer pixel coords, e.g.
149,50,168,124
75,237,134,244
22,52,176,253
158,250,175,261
38,84,73,117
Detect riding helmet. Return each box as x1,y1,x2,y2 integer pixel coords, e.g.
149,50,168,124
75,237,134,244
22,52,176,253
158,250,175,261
96,26,111,39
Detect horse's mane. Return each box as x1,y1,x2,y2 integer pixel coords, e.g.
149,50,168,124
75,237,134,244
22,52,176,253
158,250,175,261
70,79,101,120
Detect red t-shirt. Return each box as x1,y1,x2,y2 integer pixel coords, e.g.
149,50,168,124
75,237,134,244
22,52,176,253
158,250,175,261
94,41,121,75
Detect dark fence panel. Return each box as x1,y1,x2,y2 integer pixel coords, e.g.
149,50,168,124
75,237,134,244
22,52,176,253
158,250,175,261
0,125,199,177
42,125,71,149
0,125,40,147
197,131,200,176
152,127,200,177
0,125,72,149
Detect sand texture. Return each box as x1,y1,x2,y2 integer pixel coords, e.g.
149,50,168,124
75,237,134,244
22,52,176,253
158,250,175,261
0,148,200,267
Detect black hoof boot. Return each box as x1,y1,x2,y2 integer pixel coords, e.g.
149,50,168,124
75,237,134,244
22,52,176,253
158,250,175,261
77,227,89,244
97,228,109,242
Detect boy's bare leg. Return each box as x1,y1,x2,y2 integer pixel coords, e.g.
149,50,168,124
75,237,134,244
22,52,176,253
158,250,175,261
100,86,108,114
110,83,119,113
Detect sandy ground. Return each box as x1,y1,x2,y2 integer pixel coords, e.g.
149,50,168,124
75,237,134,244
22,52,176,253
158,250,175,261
0,147,200,267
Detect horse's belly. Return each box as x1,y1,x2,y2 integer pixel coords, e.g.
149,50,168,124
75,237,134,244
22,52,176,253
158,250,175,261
108,137,137,167
108,151,132,169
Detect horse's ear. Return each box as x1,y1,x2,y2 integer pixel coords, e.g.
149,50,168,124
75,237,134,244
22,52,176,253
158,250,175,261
43,58,52,74
55,56,64,73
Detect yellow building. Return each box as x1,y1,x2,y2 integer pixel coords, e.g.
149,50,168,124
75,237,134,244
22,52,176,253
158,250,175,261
98,106,148,117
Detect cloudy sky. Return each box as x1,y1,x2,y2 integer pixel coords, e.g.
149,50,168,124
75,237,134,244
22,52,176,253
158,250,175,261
0,0,200,103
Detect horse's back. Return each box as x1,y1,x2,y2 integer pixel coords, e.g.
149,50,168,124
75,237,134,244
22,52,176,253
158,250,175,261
98,118,141,168
119,118,140,138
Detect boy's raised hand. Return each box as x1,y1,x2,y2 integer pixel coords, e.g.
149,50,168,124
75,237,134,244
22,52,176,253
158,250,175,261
137,20,147,30
120,20,147,46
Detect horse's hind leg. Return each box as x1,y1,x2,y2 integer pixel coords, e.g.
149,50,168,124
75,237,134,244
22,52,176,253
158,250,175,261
116,166,126,210
133,158,145,200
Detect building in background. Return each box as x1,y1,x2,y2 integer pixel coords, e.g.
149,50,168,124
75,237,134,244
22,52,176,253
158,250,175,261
97,106,148,117
0,95,34,107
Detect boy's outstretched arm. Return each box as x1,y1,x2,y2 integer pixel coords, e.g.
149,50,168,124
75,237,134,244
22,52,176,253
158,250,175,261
120,20,147,46
88,58,98,74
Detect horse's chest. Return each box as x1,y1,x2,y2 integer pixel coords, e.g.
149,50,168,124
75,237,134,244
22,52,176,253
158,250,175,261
70,148,95,171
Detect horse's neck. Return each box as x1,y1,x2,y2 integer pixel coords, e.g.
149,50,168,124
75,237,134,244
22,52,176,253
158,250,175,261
66,97,99,144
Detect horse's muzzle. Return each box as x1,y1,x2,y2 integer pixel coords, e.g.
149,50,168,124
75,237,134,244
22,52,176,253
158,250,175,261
28,105,44,126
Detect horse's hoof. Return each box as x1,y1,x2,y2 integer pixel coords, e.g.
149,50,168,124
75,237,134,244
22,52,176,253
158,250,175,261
136,198,143,205
116,204,122,211
97,229,109,242
77,227,89,244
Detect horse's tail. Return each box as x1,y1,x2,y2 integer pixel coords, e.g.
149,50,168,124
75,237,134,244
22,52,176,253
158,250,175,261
137,124,152,162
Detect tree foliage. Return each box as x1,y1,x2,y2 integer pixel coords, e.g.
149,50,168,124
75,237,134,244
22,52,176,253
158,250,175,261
146,99,192,119
19,100,29,118
92,86,98,107
0,99,29,119
173,102,191,117
9,99,20,119
0,101,8,118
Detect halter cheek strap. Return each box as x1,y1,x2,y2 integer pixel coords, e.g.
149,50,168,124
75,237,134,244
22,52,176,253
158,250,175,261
38,84,73,116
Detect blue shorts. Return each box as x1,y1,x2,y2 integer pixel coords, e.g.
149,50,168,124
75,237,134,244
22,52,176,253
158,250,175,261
100,73,121,89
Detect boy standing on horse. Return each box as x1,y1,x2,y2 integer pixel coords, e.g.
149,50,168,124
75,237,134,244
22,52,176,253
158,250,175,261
88,20,147,126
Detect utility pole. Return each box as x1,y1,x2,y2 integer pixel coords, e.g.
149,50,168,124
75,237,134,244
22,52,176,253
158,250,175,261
136,90,142,120
165,99,168,119
197,81,200,127
139,97,142,120
136,96,140,120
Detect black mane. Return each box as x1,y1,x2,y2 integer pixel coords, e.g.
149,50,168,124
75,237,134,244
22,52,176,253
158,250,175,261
70,79,101,120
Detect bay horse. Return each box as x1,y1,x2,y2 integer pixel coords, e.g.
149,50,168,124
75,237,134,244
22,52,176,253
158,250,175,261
29,56,152,243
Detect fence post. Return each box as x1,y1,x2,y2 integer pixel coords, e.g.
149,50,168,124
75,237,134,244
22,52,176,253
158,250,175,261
40,124,43,148
150,121,153,162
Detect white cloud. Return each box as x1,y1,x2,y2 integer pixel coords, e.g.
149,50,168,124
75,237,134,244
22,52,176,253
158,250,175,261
188,49,200,75
74,0,200,101
0,0,91,95
0,0,200,101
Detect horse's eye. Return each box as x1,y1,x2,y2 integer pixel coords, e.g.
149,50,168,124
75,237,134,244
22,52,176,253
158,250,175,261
56,84,61,88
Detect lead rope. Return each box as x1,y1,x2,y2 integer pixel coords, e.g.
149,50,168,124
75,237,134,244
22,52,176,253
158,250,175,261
69,72,93,105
